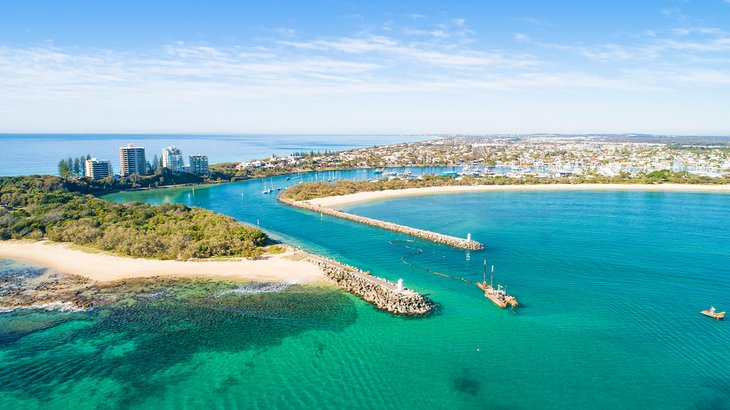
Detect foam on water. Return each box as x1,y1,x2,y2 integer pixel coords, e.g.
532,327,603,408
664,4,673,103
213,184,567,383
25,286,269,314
214,281,297,296
0,301,91,314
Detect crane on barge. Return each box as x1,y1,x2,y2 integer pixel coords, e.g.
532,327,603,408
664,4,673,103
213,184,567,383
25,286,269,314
476,260,519,309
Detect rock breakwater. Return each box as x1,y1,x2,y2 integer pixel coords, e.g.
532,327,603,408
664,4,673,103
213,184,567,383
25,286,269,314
307,255,433,316
279,197,484,250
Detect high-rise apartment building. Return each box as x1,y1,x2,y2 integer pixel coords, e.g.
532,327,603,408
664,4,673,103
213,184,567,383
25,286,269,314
162,146,184,173
119,145,146,176
189,155,209,175
84,158,112,180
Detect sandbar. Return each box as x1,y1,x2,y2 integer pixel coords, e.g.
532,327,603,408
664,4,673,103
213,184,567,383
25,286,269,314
306,183,730,208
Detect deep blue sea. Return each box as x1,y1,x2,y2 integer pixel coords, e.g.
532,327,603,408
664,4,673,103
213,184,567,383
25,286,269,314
0,134,428,176
1,160,729,408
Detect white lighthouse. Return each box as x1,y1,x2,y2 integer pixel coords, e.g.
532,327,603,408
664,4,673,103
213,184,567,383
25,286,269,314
467,232,472,241
396,278,404,292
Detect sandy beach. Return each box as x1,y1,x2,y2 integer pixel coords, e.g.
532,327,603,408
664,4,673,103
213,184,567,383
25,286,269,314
0,240,325,283
306,183,730,208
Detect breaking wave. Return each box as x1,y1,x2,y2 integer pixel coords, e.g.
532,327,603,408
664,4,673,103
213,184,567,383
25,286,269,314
215,281,297,296
0,301,91,314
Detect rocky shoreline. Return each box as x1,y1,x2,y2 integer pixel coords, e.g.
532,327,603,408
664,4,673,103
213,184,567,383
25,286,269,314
306,255,434,316
279,197,484,250
1,249,434,317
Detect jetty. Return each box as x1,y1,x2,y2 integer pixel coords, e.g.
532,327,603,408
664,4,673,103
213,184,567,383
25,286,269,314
305,253,434,315
279,197,484,250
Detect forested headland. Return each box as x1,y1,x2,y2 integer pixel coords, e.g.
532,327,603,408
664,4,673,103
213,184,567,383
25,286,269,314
0,175,266,259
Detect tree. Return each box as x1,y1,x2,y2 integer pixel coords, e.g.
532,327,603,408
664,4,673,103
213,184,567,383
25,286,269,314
152,154,159,170
58,160,71,178
67,157,74,174
73,158,81,177
79,156,87,176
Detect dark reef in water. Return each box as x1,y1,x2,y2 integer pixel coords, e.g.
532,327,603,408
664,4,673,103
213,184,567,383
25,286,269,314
0,267,358,407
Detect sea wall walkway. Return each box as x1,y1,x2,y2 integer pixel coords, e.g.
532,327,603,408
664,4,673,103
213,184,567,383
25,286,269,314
279,197,484,250
304,253,433,315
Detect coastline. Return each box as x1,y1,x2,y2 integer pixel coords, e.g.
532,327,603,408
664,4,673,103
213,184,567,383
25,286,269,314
0,240,326,284
305,183,730,208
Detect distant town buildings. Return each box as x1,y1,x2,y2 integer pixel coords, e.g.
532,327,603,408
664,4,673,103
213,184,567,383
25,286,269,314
235,136,730,180
189,155,209,175
84,158,112,180
119,145,146,176
162,146,185,173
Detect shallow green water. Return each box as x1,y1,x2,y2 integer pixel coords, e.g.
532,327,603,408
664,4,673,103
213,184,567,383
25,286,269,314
2,174,729,409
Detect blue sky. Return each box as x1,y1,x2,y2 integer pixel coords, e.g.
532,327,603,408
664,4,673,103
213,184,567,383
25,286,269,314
1,0,729,135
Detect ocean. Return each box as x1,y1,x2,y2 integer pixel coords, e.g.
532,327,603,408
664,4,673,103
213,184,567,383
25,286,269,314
1,169,729,409
0,134,428,176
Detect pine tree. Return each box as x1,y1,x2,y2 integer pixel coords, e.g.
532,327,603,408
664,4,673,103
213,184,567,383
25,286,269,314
79,156,87,176
73,158,81,176
152,154,159,170
58,159,70,177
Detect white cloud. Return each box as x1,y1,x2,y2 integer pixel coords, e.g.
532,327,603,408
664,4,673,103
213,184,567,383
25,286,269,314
517,25,730,62
1,15,729,133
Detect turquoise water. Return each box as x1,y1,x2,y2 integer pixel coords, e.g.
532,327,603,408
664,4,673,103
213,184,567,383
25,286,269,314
2,173,730,408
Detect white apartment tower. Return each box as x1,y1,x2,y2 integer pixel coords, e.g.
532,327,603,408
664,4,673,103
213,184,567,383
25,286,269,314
119,145,147,177
162,146,185,173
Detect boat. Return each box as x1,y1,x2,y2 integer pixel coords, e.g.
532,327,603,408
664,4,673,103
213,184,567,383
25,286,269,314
261,180,272,194
476,261,518,309
700,306,725,320
373,168,384,174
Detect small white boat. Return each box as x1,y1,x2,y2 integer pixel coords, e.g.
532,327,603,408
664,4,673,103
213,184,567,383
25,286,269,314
700,306,725,320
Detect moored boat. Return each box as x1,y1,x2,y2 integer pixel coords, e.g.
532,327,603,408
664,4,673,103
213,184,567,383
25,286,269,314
700,306,725,320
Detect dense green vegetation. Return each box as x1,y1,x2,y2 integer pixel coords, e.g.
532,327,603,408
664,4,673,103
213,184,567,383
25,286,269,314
0,175,266,259
208,162,313,181
281,171,730,201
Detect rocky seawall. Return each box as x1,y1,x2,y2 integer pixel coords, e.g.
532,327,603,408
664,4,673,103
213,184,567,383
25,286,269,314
306,256,433,316
279,197,484,250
